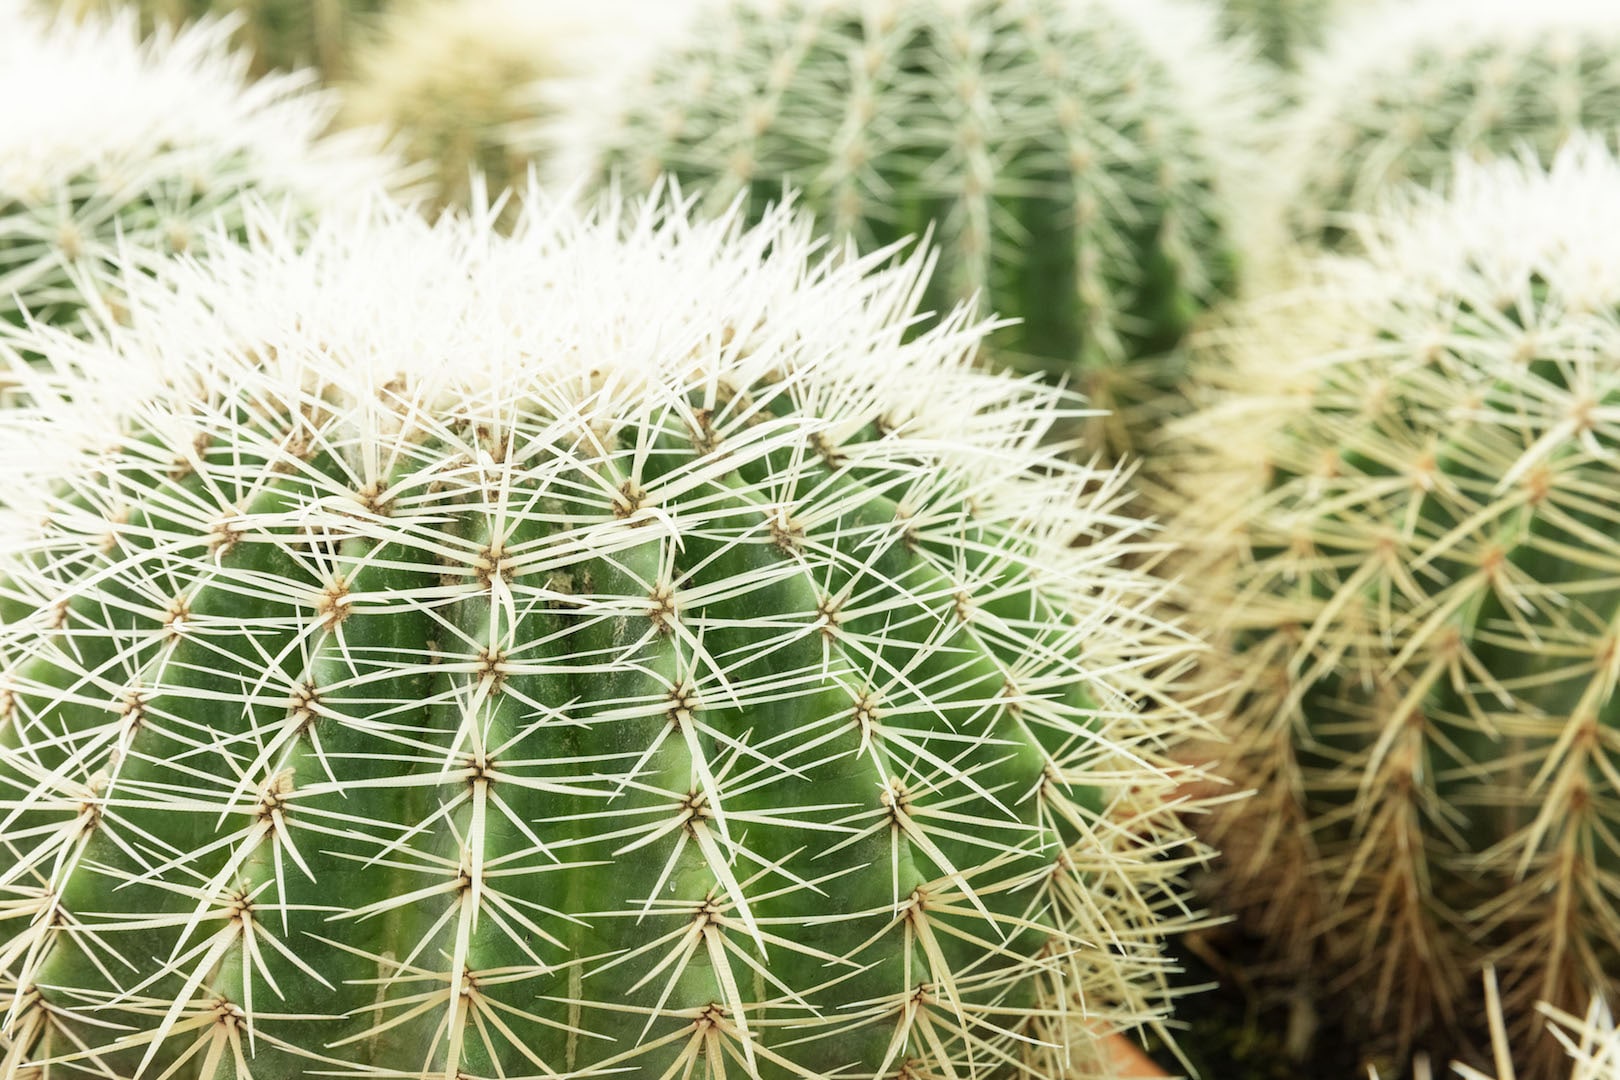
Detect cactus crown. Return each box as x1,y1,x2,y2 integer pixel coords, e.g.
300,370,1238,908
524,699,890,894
562,0,1262,453
1174,137,1620,1074
0,188,1205,1078
0,9,397,347
1283,0,1620,246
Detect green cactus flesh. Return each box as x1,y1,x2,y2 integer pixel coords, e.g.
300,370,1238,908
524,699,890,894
598,0,1244,452
0,199,1191,1077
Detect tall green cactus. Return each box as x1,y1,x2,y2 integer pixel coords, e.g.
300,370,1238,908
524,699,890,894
565,0,1263,456
1170,140,1620,1079
1282,0,1620,247
0,8,397,359
45,0,387,77
0,189,1208,1078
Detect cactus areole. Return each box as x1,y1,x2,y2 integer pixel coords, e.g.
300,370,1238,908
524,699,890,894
0,193,1196,1077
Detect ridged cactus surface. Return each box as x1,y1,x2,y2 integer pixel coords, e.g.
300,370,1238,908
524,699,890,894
1170,140,1620,1077
1283,0,1620,246
45,0,387,76
568,0,1261,454
0,9,396,353
0,191,1205,1077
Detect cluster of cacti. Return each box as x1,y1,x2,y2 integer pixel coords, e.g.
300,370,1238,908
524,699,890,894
0,6,397,364
44,0,387,76
0,187,1211,1078
1168,139,1620,1078
24,0,1620,1075
564,0,1264,456
1280,0,1620,247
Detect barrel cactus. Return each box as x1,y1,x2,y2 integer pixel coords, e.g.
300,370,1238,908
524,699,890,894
0,188,1208,1077
1283,0,1620,247
564,0,1264,456
45,0,387,77
0,8,396,375
1171,139,1620,1077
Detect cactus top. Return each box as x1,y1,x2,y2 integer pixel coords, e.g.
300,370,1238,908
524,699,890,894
1176,138,1620,1062
1282,0,1620,246
0,188,1202,1077
0,10,399,334
560,0,1263,427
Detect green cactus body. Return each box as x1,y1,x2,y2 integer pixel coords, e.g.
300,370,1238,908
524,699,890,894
0,193,1203,1077
47,0,386,76
1174,142,1620,1077
1283,0,1620,247
0,10,397,385
574,0,1260,455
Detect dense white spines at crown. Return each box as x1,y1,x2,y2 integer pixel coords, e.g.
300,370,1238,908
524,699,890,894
0,12,389,208
0,186,1204,1078
1350,136,1620,311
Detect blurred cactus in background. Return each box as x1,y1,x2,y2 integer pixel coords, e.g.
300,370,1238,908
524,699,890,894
0,6,398,389
1217,0,1347,68
343,0,696,220
1282,0,1620,247
1169,139,1620,1079
563,0,1266,457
